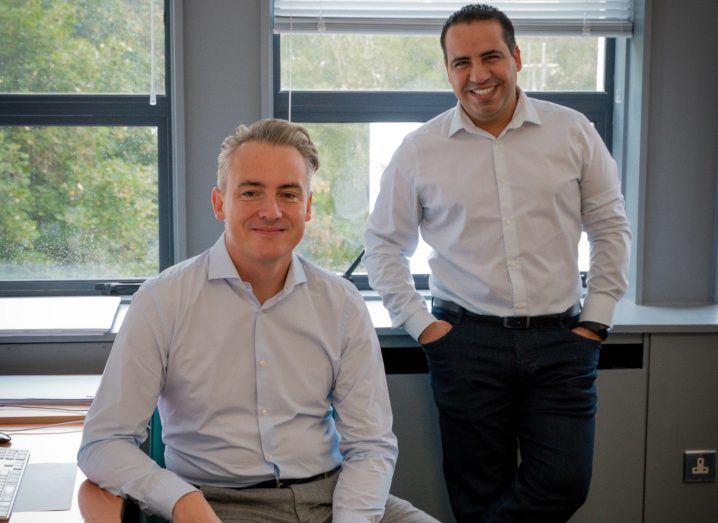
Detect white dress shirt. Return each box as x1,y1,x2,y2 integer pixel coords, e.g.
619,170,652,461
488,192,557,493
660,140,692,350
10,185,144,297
78,234,397,522
365,89,631,340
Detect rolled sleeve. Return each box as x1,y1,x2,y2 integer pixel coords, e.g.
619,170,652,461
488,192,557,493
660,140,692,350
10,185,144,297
402,307,438,341
364,140,431,336
578,117,631,326
78,287,194,519
331,288,398,521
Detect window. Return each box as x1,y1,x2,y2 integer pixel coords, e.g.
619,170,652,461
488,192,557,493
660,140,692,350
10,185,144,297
272,1,632,287
0,0,172,296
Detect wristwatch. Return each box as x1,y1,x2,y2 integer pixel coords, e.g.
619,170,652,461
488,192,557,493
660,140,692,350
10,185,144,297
577,321,609,341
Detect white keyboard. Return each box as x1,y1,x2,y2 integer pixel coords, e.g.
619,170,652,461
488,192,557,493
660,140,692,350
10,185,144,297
0,447,30,520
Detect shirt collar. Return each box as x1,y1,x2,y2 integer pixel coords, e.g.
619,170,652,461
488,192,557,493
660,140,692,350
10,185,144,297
508,87,542,129
448,87,542,137
208,233,240,280
282,253,308,291
207,233,307,291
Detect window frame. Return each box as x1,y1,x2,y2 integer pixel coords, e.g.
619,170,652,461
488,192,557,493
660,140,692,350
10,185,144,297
0,0,173,297
272,34,616,290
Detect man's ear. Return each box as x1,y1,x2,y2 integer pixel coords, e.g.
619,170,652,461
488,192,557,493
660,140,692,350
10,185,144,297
513,45,522,72
211,187,225,221
305,192,313,222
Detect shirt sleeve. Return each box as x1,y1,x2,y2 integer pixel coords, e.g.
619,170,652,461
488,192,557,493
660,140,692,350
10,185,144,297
364,139,437,340
77,287,197,521
331,286,398,523
577,116,632,326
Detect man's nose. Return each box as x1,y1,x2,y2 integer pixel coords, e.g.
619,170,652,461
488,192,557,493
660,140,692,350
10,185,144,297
469,61,491,84
258,196,282,219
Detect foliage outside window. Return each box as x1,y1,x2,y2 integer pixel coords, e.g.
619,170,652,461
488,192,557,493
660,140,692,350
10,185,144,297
0,126,159,279
0,0,169,289
281,34,602,92
0,0,165,94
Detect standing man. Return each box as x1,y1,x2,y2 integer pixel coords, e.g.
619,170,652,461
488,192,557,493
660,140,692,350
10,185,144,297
364,4,630,522
80,119,436,523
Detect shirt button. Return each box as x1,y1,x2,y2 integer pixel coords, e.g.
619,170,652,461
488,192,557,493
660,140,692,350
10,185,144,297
259,359,267,367
499,176,508,184
260,408,268,416
509,261,517,268
504,218,512,225
266,454,273,461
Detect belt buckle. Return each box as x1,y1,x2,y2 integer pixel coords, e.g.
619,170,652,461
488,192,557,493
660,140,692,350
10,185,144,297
503,316,529,329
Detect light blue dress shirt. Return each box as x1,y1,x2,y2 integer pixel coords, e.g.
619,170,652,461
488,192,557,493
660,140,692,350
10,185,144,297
365,89,631,340
78,235,397,522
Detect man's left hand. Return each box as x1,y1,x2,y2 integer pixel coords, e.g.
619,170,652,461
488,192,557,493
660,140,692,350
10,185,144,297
571,326,602,341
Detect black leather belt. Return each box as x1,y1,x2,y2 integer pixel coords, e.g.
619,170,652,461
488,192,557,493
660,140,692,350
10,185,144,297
432,297,580,329
233,466,340,489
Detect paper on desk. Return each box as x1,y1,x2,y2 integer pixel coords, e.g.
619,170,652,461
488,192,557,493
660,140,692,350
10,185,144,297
13,462,77,512
0,296,120,336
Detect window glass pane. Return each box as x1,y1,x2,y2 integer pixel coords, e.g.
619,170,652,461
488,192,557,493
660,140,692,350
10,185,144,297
579,232,590,273
280,34,604,92
298,122,428,274
281,34,448,91
0,0,165,94
298,122,591,274
0,126,159,280
517,37,605,91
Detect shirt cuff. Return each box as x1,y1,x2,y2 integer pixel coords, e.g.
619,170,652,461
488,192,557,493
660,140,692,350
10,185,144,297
402,308,438,341
141,471,198,521
580,293,619,327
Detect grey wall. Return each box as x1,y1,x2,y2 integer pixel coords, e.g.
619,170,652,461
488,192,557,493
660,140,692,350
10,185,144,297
635,0,718,304
182,0,263,256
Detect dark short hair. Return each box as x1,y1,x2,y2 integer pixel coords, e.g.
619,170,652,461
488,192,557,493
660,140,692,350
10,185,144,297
440,4,517,60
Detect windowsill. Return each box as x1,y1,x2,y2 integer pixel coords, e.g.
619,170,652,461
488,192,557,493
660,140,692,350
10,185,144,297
2,294,718,345
0,296,125,343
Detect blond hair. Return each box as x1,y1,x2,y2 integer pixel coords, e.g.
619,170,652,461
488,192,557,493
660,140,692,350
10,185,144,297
216,118,319,193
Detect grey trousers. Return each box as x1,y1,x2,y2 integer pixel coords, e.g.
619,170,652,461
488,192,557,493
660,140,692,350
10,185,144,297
200,472,441,523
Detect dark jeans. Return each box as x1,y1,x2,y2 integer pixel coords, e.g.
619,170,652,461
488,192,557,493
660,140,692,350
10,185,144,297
423,309,600,523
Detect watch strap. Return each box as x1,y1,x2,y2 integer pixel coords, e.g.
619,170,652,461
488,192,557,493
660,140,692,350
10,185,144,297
577,321,609,341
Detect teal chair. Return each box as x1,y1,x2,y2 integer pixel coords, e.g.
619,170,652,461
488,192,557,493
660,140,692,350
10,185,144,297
148,409,165,469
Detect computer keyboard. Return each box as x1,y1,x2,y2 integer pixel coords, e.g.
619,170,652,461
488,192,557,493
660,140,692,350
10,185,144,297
0,447,30,520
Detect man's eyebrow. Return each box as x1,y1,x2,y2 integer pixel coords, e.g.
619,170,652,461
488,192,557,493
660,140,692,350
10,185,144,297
450,49,503,65
277,183,303,191
236,181,304,194
236,180,264,188
450,55,470,66
480,49,503,58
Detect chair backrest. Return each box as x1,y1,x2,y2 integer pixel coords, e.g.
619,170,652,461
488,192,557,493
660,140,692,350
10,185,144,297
148,408,165,468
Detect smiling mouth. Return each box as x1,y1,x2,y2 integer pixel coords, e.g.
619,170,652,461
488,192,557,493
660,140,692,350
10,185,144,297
468,85,498,98
252,227,287,236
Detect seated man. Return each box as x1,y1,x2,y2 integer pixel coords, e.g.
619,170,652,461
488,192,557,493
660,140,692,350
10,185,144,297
78,119,437,523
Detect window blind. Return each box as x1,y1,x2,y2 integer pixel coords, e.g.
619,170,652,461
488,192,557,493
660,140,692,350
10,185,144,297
274,1,633,36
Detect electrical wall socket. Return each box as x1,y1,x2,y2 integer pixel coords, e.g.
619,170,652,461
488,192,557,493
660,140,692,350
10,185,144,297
684,450,716,483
